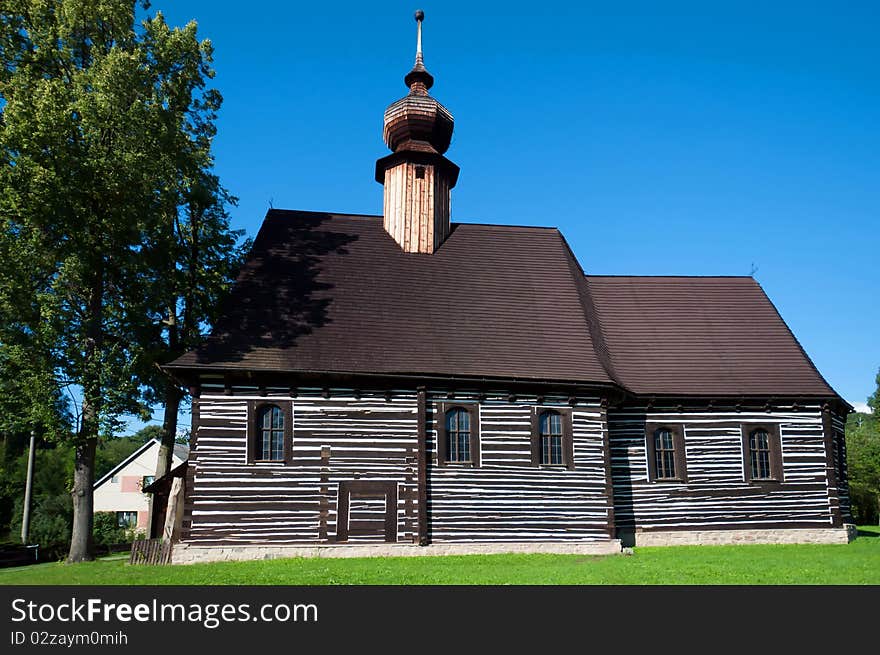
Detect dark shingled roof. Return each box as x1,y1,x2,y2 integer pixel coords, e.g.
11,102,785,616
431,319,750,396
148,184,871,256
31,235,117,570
170,210,614,384
169,210,839,400
585,276,836,397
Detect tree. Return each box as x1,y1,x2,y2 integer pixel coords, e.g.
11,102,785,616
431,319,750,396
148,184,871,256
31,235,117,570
147,170,246,480
130,424,165,444
846,367,880,525
8,443,74,559
94,9,247,481
868,367,879,414
0,2,233,561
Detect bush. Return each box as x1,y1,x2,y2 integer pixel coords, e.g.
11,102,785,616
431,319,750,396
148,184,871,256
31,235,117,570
93,512,126,547
850,483,879,525
11,492,73,561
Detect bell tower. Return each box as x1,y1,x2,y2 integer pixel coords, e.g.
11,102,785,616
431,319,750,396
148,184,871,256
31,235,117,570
376,10,459,253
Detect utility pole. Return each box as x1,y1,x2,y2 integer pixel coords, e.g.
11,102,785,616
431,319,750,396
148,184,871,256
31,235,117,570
20,430,36,544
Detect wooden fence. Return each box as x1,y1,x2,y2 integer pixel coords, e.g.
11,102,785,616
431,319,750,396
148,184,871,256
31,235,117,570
129,538,173,565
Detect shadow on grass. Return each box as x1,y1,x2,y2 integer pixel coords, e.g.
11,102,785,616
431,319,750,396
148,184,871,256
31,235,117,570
856,528,879,538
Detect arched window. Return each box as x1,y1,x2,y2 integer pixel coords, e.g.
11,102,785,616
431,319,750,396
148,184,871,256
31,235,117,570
539,411,564,465
653,428,676,479
740,423,783,483
644,423,687,482
446,408,471,463
749,429,772,480
258,405,285,461
530,407,574,469
437,403,480,467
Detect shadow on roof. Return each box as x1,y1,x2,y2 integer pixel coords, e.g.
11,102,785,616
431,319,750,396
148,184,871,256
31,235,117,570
192,212,358,364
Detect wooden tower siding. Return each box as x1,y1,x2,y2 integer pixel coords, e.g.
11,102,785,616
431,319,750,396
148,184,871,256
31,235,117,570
382,161,451,253
609,403,844,532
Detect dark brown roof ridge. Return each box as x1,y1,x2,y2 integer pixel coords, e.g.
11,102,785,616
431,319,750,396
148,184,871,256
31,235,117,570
586,274,755,279
557,233,625,389
267,209,563,233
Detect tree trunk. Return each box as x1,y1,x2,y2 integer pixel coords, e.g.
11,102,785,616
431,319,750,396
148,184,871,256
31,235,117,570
156,306,182,479
68,433,97,562
156,383,183,479
68,269,103,563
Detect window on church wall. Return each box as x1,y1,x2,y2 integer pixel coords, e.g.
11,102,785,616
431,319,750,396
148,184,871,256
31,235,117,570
446,408,470,462
531,407,574,469
259,406,285,461
654,429,677,479
436,402,480,467
749,429,771,479
741,423,783,483
645,423,687,482
247,400,293,464
539,411,564,465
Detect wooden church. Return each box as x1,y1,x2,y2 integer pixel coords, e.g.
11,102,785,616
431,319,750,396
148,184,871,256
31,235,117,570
164,12,853,562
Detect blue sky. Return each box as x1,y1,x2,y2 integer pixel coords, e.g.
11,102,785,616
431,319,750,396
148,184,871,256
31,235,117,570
126,1,878,432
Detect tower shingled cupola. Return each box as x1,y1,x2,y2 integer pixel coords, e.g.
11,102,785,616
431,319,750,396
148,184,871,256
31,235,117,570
376,10,459,254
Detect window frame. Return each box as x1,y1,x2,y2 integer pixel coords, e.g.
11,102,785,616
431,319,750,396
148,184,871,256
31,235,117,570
530,407,574,470
116,511,137,528
247,400,294,464
644,423,688,483
741,422,783,484
436,402,480,467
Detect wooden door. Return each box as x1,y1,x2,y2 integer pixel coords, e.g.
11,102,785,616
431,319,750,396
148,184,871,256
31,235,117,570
336,481,398,543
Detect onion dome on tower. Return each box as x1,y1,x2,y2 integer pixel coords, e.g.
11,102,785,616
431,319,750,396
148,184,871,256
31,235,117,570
376,10,460,254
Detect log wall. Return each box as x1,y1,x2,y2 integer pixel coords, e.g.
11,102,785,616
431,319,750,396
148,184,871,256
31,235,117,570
182,386,615,545
183,387,419,546
608,403,843,532
425,391,614,542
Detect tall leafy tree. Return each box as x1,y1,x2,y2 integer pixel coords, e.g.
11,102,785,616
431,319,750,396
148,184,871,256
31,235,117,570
0,1,238,560
868,367,879,414
121,13,247,479
147,172,246,480
846,367,880,524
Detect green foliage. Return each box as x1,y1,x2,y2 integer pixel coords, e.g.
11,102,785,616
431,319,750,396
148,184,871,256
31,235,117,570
94,425,168,479
5,444,74,559
1,533,879,585
94,436,146,480
868,367,880,414
131,425,165,443
0,1,242,559
92,512,126,547
23,494,72,561
846,410,880,524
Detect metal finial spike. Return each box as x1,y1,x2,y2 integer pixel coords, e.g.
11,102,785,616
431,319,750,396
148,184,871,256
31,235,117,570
404,9,433,92
415,10,424,62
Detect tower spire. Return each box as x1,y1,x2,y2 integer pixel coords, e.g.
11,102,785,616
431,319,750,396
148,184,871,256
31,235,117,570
377,10,459,254
415,9,423,63
405,10,433,94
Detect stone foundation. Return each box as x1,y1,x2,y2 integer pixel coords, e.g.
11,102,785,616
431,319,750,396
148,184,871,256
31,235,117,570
629,525,857,547
171,540,623,564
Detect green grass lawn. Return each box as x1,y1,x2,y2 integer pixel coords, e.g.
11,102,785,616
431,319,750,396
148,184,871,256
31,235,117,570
2,526,878,585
